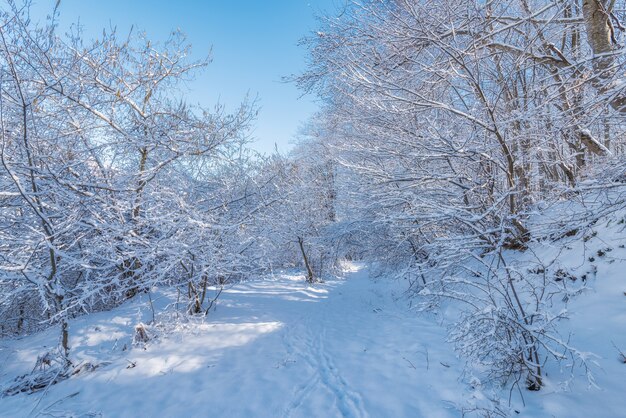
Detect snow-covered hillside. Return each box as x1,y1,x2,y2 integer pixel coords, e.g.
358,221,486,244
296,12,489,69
511,211,626,417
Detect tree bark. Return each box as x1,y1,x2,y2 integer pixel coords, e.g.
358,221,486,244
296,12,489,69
297,236,315,283
582,0,626,112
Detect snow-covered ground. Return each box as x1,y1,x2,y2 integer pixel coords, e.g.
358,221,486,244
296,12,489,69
510,212,626,418
1,231,625,418
0,264,466,418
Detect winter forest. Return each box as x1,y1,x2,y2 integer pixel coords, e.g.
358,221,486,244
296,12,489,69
1,0,625,417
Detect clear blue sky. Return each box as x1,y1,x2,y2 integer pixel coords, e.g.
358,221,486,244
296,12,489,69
31,0,341,153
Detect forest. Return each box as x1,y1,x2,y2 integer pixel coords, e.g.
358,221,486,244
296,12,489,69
1,1,625,417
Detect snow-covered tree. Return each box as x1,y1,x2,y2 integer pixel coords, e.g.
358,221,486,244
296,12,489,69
0,3,255,365
298,0,626,390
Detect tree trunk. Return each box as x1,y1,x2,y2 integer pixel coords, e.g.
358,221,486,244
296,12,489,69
582,0,626,112
297,236,315,283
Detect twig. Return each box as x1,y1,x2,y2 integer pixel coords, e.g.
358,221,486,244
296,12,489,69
402,356,417,369
204,286,224,315
611,340,626,363
28,365,69,417
32,391,80,418
147,290,155,324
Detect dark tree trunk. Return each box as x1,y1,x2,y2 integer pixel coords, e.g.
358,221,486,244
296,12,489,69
297,236,315,283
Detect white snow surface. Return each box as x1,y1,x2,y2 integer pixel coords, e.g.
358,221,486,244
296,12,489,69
0,265,465,418
509,213,626,418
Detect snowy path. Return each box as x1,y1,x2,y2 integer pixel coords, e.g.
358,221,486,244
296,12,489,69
0,265,465,417
274,269,460,418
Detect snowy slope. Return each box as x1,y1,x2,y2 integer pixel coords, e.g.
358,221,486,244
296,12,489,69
0,265,466,418
512,212,626,417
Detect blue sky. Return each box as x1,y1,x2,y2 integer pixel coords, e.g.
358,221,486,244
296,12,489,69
32,0,340,153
